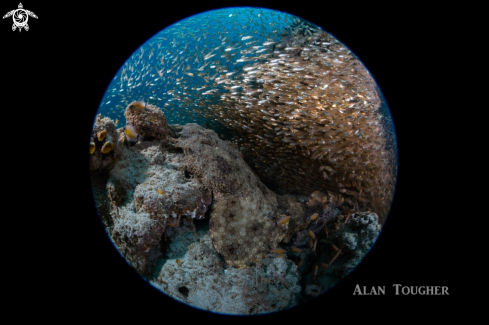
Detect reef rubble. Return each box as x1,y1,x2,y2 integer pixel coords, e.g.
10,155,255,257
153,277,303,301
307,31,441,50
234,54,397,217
90,102,381,314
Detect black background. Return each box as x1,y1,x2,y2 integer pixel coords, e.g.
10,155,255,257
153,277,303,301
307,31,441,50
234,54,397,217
1,0,460,319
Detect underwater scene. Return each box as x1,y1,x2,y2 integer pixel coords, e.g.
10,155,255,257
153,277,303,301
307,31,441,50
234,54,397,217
89,7,398,315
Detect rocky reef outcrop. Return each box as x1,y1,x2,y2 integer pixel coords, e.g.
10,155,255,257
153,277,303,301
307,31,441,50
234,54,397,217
124,102,172,140
93,104,212,275
90,102,382,314
90,115,118,171
151,234,301,314
293,210,381,297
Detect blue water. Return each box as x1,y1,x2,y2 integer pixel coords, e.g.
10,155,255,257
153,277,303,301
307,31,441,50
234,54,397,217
97,7,295,130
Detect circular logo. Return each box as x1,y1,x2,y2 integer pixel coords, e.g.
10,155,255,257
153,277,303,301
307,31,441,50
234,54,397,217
13,9,28,28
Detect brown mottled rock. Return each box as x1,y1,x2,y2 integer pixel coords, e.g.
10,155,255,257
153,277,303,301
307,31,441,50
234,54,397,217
124,102,172,140
175,123,288,269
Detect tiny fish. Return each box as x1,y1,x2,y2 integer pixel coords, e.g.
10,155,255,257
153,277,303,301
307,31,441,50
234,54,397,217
297,259,304,267
310,213,318,220
115,118,119,125
332,244,340,252
157,189,165,195
308,229,316,239
276,215,292,225
271,248,287,254
290,246,302,253
329,249,342,266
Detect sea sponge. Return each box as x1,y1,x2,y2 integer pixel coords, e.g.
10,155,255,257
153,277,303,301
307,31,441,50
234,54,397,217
101,141,114,154
98,130,107,142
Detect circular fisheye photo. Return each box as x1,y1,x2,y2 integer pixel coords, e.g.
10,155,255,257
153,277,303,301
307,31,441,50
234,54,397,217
89,7,397,315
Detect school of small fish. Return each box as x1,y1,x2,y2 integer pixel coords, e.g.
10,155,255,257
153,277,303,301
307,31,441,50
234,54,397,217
97,7,397,222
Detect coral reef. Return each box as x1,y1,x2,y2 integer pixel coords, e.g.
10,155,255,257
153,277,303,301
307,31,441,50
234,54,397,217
90,102,382,313
124,101,172,140
90,8,398,314
151,234,301,314
126,23,398,224
331,211,380,277
90,114,118,171
91,105,212,275
278,195,309,244
297,210,380,297
106,139,211,275
101,8,398,226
